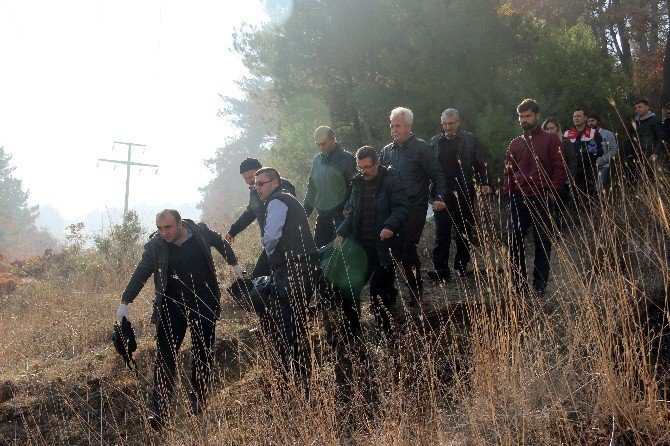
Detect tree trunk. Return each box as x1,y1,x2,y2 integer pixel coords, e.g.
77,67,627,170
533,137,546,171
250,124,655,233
663,1,670,105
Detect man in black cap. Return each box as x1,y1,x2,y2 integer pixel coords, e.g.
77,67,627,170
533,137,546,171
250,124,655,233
225,158,296,278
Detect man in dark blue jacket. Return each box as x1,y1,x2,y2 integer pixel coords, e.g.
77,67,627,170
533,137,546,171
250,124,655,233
428,108,491,283
304,126,356,248
117,209,241,428
225,157,296,278
380,107,447,304
335,146,409,341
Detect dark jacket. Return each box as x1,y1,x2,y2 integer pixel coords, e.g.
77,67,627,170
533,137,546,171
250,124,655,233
336,166,409,266
503,127,567,197
228,177,296,237
380,135,447,210
633,112,664,156
266,188,319,268
121,219,237,324
430,130,489,197
304,144,356,215
560,136,577,178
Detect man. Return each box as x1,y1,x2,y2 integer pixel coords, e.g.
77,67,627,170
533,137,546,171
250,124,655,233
629,99,665,174
334,146,409,342
116,209,243,428
586,114,618,191
304,126,356,248
504,99,566,296
255,167,320,383
564,108,603,202
225,158,296,278
428,108,491,283
662,101,670,147
380,107,447,304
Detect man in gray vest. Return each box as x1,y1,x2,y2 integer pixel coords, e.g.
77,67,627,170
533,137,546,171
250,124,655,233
428,108,491,283
304,126,356,248
225,157,296,278
255,167,320,384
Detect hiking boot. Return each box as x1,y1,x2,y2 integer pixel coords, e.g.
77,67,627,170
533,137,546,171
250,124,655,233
455,267,469,278
427,269,450,284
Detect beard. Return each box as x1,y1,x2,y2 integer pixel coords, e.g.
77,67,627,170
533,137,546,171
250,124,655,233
521,122,536,131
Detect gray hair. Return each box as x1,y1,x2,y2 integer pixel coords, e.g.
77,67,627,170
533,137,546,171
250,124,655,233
441,108,460,119
389,107,413,125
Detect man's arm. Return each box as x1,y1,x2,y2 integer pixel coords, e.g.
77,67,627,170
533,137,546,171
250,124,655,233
262,199,288,256
121,244,155,304
200,223,238,265
598,130,618,166
653,118,665,155
421,142,448,201
548,134,568,192
228,204,256,239
383,175,409,232
303,162,316,217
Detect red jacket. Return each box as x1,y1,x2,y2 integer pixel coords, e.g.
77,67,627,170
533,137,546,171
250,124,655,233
503,127,567,197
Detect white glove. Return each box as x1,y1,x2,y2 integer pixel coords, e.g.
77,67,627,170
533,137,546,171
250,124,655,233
233,264,246,278
116,303,130,325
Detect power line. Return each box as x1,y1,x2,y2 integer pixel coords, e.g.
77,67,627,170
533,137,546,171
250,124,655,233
98,141,158,214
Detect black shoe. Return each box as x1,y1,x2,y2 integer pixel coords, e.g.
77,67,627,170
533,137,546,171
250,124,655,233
455,267,469,278
427,269,450,284
188,391,203,417
147,411,164,431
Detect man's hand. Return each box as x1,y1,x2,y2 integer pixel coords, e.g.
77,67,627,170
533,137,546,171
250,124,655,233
224,232,234,244
342,209,350,218
432,200,446,212
380,228,394,241
650,154,659,162
232,264,246,278
334,235,344,248
116,303,130,325
481,185,493,195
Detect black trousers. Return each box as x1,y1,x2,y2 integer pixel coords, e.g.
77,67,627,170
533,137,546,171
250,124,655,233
363,246,398,339
314,208,345,249
251,249,271,278
400,207,427,295
153,290,218,416
432,194,474,273
263,257,318,382
508,193,554,292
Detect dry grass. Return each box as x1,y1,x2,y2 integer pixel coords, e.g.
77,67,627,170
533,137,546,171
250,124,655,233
0,160,668,445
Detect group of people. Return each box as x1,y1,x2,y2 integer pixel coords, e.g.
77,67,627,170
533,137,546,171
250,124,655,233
114,97,666,428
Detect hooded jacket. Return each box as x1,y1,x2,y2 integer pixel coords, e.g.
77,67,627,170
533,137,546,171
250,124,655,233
121,219,237,324
633,112,664,156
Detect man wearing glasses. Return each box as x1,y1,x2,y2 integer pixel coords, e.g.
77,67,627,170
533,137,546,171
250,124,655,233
334,146,409,342
254,167,320,385
303,126,356,248
225,157,296,278
428,108,491,283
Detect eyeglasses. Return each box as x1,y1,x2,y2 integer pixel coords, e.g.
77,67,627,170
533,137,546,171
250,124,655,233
441,121,459,126
254,179,274,187
356,164,376,171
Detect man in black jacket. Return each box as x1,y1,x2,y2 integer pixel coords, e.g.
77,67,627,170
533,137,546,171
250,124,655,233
335,146,409,341
225,158,296,278
627,99,666,180
255,167,320,384
428,108,491,283
304,126,356,248
380,107,447,304
116,209,242,427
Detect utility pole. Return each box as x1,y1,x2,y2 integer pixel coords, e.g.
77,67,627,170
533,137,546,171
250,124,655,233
98,141,158,214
